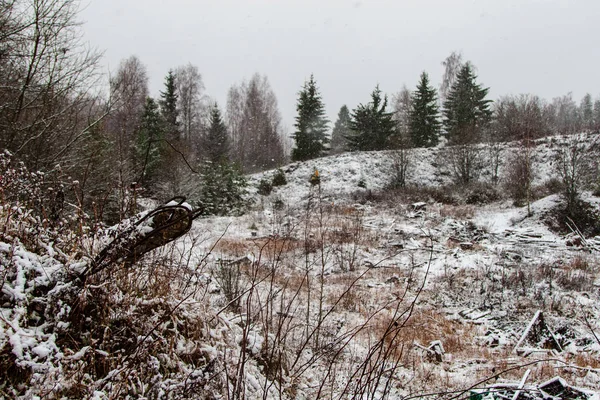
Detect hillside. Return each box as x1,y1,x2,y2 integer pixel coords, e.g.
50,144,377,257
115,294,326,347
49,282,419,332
247,133,595,204
2,134,600,399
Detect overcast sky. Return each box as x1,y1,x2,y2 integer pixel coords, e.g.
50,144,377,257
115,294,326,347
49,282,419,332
80,0,599,131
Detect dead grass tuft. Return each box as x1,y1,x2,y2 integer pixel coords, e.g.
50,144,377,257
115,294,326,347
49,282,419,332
439,204,476,220
370,308,481,364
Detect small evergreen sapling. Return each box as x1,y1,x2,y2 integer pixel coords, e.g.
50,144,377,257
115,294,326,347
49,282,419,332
272,168,287,186
310,169,321,186
258,178,273,196
197,162,247,216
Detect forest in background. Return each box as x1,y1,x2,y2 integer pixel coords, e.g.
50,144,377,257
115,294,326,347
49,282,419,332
1,0,599,226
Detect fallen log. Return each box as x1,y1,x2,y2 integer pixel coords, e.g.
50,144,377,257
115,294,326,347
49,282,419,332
78,196,203,281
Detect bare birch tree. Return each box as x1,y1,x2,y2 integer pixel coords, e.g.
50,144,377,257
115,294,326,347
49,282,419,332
226,74,284,172
174,63,206,145
439,51,463,107
104,55,149,219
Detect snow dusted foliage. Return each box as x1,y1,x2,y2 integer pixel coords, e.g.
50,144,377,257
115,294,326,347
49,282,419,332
0,153,231,398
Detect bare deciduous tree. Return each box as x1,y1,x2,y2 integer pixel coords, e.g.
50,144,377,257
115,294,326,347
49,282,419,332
388,86,413,188
504,144,534,213
555,135,595,216
439,51,463,107
580,93,594,132
174,63,206,145
391,85,412,146
492,94,550,142
0,0,104,169
104,55,149,219
548,93,581,135
226,83,245,161
226,74,285,172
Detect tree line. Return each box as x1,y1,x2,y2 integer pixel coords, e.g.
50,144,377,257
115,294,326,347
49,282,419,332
1,0,599,222
296,52,600,161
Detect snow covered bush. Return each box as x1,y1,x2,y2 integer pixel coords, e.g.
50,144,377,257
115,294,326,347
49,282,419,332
504,148,535,207
257,178,273,196
554,136,597,216
271,168,287,187
0,156,232,398
0,190,231,398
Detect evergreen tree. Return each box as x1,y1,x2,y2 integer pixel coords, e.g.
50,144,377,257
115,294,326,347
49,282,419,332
198,162,247,216
347,86,396,151
159,70,180,141
409,72,441,147
330,105,351,154
135,97,165,186
291,74,329,161
203,103,230,164
442,63,492,144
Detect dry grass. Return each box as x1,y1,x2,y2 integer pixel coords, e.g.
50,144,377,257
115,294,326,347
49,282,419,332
572,352,600,369
212,235,304,258
533,257,598,293
565,255,596,272
438,204,476,220
324,277,368,314
368,308,482,363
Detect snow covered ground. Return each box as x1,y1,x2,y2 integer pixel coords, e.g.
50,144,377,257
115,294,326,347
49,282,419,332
2,133,600,398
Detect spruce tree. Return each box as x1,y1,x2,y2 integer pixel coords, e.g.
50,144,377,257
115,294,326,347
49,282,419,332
442,63,492,144
203,104,230,164
330,105,351,154
347,86,396,151
291,74,329,161
198,162,247,216
409,72,441,147
135,97,165,186
159,70,180,142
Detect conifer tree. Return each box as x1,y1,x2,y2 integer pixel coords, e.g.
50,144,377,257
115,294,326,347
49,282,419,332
347,85,396,151
159,70,180,142
442,63,492,144
135,97,165,186
198,162,247,216
291,74,329,161
409,72,441,147
203,104,230,164
330,105,351,154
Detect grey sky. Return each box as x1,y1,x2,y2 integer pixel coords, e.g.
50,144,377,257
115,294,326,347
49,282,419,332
80,0,600,131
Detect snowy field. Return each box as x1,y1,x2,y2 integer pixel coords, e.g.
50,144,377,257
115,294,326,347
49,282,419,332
2,133,600,399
